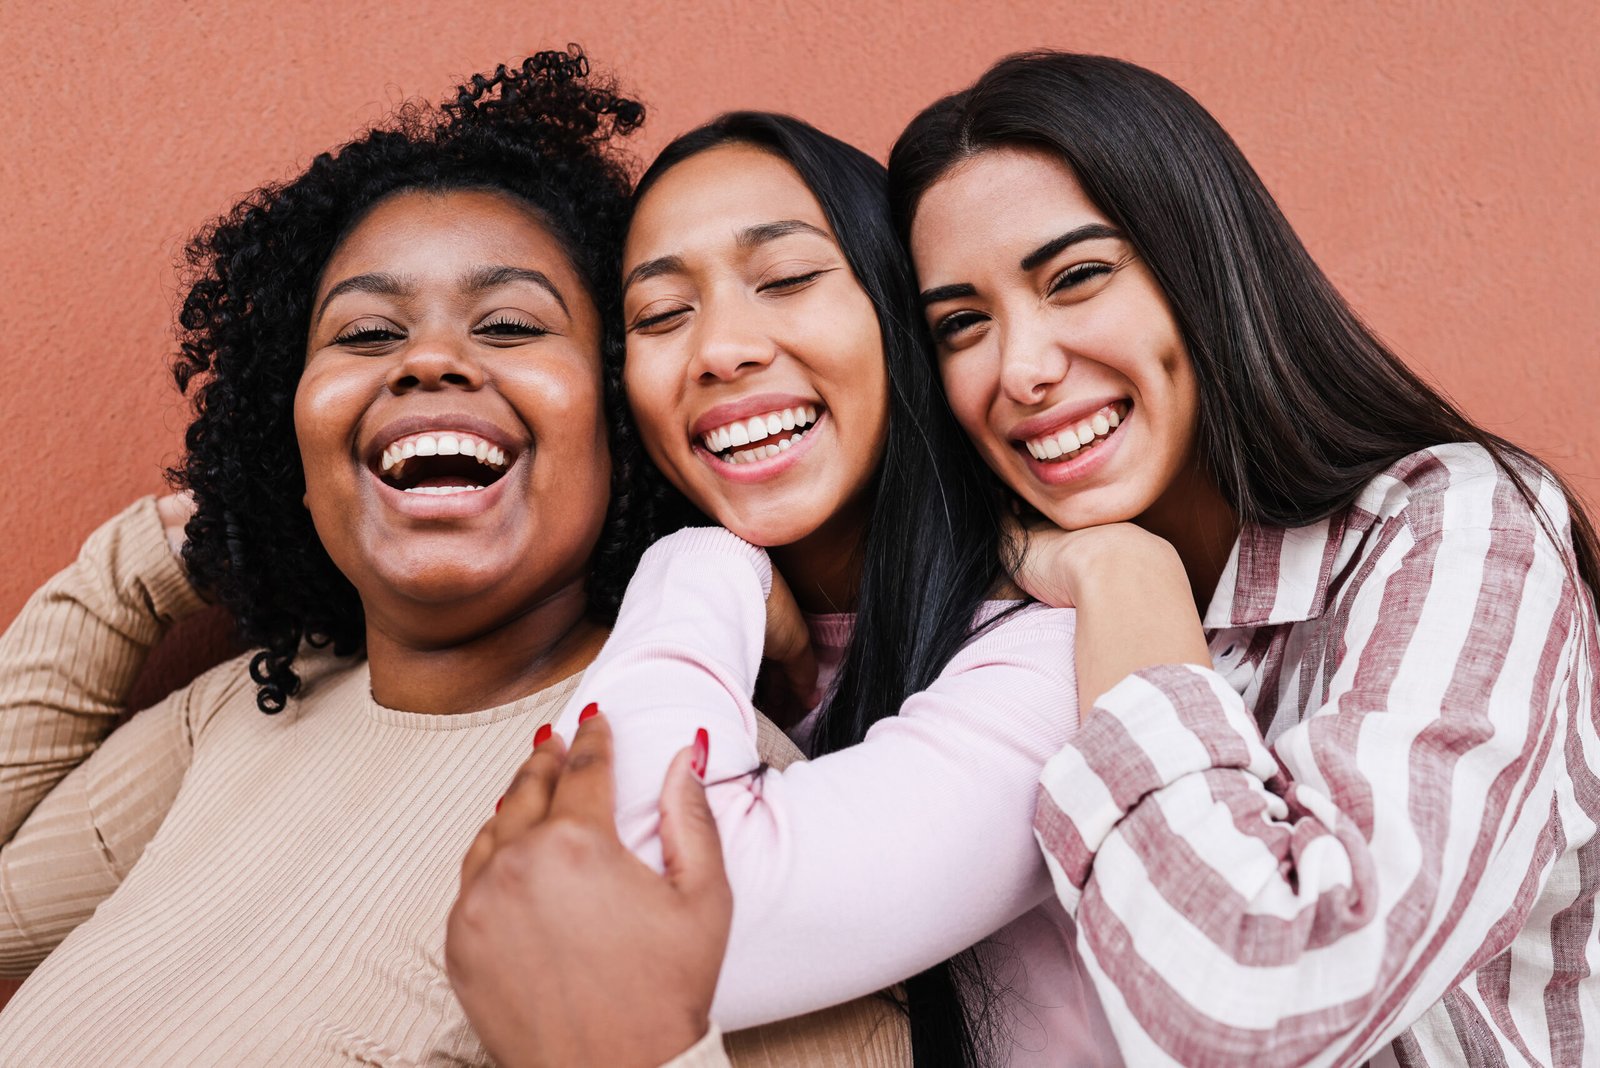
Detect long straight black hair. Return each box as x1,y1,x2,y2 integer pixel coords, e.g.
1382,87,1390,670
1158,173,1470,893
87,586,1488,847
628,112,1009,1066
888,52,1600,594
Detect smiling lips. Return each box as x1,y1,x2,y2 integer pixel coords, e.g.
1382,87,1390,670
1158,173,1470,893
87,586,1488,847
1019,401,1129,462
378,430,513,495
699,404,820,465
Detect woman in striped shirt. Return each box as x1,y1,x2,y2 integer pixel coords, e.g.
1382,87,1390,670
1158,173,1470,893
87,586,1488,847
891,52,1600,1067
472,51,1599,1068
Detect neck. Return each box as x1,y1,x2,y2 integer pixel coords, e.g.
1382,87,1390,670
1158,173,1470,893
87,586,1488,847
363,581,607,714
769,498,871,615
1136,461,1240,613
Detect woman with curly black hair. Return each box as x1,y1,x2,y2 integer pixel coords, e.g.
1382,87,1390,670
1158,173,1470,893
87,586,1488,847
0,49,895,1066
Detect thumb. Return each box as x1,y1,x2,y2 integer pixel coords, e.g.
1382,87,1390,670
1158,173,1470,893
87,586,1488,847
659,733,728,903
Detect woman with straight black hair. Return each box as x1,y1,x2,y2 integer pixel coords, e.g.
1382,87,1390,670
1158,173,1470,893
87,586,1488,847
453,113,1113,1067
455,52,1598,1068
891,51,1600,1067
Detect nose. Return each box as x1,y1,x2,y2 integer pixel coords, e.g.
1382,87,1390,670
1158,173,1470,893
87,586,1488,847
688,300,776,382
996,316,1071,406
386,331,485,394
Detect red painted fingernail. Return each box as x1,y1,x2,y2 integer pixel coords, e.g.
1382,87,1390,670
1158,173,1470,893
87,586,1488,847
690,728,709,780
533,723,553,749
579,702,599,723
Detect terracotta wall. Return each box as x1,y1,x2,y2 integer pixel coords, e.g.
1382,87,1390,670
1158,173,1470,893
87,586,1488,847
3,4,1597,630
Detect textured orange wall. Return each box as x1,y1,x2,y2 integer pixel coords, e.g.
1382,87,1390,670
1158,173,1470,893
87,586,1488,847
3,0,1597,628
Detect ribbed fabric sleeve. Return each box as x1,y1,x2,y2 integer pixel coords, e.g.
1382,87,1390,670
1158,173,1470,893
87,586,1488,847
0,496,205,844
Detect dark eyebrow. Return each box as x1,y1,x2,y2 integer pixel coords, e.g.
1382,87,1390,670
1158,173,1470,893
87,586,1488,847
735,219,832,249
315,272,409,322
466,265,570,317
919,283,977,308
1019,224,1124,272
622,254,686,295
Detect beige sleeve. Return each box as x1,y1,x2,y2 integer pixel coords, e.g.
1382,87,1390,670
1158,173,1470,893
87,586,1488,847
726,994,910,1067
0,496,206,843
658,1028,731,1068
0,678,206,974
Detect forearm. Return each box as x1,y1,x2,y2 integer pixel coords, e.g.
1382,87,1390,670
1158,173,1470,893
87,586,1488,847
571,534,1077,1028
1064,533,1209,707
0,498,204,841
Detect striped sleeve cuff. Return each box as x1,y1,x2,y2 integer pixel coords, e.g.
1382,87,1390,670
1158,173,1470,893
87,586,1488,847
659,1026,729,1068
1035,663,1276,910
637,527,772,601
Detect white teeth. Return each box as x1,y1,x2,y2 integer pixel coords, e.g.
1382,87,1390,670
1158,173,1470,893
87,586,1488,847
722,433,803,466
379,430,512,487
401,484,486,495
1022,404,1128,462
701,406,821,456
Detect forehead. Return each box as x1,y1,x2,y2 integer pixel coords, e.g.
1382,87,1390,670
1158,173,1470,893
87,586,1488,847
910,147,1105,269
625,144,832,261
320,189,579,290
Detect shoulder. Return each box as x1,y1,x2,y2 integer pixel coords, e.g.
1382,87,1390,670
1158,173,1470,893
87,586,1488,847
1353,443,1571,546
178,645,363,735
946,601,1076,679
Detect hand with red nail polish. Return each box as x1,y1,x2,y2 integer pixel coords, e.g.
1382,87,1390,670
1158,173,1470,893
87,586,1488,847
448,712,732,1068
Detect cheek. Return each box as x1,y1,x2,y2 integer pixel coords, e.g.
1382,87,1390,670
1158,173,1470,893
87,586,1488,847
938,357,996,446
622,352,684,467
293,365,362,490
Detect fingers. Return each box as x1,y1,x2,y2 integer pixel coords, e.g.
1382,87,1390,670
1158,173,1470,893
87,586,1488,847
659,731,729,907
486,731,567,851
546,707,619,833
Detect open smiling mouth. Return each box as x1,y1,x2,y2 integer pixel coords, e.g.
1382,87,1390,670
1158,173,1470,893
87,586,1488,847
376,431,514,495
698,404,822,465
1019,401,1131,463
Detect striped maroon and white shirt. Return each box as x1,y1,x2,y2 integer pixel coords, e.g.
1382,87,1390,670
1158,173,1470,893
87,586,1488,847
1034,444,1599,1067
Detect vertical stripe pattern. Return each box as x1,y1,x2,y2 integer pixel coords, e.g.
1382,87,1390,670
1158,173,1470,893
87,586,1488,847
1035,444,1599,1066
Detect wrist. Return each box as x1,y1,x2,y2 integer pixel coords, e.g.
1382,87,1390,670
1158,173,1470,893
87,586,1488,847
1061,527,1186,604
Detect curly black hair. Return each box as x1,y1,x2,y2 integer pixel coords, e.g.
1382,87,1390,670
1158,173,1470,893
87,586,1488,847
169,46,651,713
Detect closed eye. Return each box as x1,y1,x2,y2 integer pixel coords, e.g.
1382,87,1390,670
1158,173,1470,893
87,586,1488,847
334,325,405,345
1048,261,1114,295
758,268,830,293
475,315,548,338
631,306,690,333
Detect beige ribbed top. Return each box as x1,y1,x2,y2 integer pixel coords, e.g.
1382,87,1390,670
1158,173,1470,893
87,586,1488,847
0,499,908,1066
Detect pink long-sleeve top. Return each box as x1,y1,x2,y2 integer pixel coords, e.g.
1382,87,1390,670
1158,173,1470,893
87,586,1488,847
1034,444,1600,1066
547,527,1117,1063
